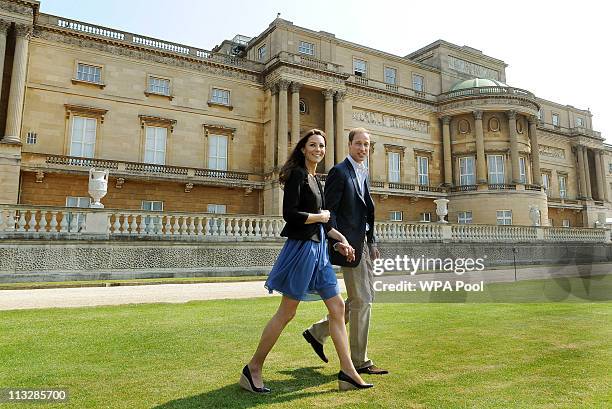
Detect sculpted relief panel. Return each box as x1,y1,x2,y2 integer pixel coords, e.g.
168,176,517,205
352,108,429,135
539,144,566,160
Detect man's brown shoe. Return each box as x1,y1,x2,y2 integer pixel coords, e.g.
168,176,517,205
357,365,389,375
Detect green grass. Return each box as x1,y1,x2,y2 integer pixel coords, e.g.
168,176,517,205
0,297,610,408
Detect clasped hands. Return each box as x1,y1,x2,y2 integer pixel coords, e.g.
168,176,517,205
317,210,355,262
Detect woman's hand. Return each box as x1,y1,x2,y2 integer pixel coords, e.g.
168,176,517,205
336,242,356,262
318,210,330,223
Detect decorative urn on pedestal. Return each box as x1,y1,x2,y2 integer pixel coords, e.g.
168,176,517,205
433,199,449,223
88,168,109,208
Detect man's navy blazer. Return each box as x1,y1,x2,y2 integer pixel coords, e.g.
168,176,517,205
325,158,375,267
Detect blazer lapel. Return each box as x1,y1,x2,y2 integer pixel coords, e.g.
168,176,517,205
345,159,366,206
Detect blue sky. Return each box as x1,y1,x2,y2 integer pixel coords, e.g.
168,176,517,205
40,0,610,142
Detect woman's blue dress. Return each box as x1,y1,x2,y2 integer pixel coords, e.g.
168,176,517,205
265,224,340,301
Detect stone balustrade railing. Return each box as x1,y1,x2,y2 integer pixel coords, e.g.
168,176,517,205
439,86,536,102
347,75,436,101
1,205,609,243
39,14,264,72
276,51,343,73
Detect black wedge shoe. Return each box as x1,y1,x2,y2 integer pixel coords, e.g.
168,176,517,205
302,330,328,363
338,370,374,391
239,365,271,394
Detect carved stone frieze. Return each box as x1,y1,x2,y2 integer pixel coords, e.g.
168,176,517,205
347,86,435,112
539,144,566,160
0,0,35,17
352,108,429,134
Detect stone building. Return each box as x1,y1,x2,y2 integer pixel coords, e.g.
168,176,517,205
0,0,610,227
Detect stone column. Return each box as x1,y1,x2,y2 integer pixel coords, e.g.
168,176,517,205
473,110,486,184
323,88,335,171
290,82,301,148
507,111,520,184
3,24,32,143
528,115,542,186
442,116,452,186
0,20,11,113
600,151,609,202
277,79,290,167
266,85,277,172
583,147,592,199
594,149,604,201
576,146,587,199
334,91,346,163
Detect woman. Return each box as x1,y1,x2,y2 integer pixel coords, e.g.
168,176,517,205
240,129,373,393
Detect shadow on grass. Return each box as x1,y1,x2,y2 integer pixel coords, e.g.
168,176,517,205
153,366,336,409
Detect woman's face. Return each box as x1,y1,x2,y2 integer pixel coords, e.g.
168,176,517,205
302,134,326,165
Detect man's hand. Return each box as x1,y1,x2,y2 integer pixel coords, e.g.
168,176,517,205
368,244,380,260
336,242,355,262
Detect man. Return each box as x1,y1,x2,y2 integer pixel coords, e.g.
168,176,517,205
302,127,388,375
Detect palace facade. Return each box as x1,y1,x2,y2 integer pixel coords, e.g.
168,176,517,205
0,0,610,227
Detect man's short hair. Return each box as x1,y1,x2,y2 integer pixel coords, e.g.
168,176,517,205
348,127,369,143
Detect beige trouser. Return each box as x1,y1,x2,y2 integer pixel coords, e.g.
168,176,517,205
308,242,374,370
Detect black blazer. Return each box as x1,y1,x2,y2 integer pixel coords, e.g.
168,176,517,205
280,167,331,241
326,158,375,267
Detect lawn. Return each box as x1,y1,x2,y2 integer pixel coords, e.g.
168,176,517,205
0,293,610,408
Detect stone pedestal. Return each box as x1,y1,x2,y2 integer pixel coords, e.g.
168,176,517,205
0,142,22,204
263,179,283,216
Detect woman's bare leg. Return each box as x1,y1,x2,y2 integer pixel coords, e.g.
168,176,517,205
323,295,367,385
247,296,300,388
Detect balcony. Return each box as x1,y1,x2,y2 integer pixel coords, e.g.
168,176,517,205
21,153,263,189
38,14,264,73
346,75,437,102
450,185,478,192
439,86,536,102
488,183,517,191
274,51,344,73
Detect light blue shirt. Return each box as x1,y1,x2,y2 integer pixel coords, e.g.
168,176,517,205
346,155,370,233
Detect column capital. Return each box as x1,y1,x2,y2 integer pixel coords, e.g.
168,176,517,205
506,110,517,120
0,19,12,33
473,110,483,120
441,116,451,125
276,79,290,91
322,88,335,100
290,81,302,93
528,115,538,125
334,90,347,102
14,23,33,39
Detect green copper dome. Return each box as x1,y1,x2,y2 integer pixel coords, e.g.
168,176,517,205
450,78,509,91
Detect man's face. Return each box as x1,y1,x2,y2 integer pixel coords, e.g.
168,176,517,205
348,132,370,164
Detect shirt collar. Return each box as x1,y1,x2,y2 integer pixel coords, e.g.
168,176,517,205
347,155,367,174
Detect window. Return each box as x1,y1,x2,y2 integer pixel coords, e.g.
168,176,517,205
538,108,544,121
211,88,230,105
144,126,167,165
66,196,90,231
142,201,163,232
142,201,163,212
420,212,432,222
298,41,314,55
384,67,397,85
559,175,567,198
148,76,170,96
388,152,400,183
389,211,403,221
496,210,512,225
417,156,429,185
575,117,584,127
257,44,267,61
552,113,559,127
207,204,226,214
26,132,37,144
541,173,550,196
609,164,612,174
457,211,473,224
70,116,96,158
459,156,475,185
562,219,570,228
353,58,367,77
76,63,101,83
412,74,424,92
487,155,505,184
208,134,228,170
519,157,527,184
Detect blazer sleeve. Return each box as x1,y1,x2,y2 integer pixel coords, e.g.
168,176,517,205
323,166,345,232
282,168,310,225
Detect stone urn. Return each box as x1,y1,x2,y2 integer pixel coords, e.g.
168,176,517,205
88,168,109,208
529,205,541,226
433,198,449,223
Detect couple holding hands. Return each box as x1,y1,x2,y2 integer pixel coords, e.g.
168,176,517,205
240,127,387,393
